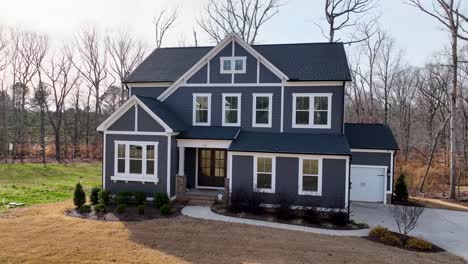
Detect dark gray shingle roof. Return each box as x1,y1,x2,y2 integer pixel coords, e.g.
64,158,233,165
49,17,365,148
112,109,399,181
136,95,187,131
178,126,240,140
125,43,351,83
228,131,351,155
345,123,399,150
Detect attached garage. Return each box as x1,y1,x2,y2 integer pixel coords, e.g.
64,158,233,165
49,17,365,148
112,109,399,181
350,165,387,203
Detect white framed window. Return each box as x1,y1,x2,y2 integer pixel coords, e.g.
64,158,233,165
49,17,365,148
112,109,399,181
113,141,159,183
220,56,247,74
292,93,332,129
298,158,322,196
253,156,276,193
193,93,211,126
222,93,241,126
252,93,273,128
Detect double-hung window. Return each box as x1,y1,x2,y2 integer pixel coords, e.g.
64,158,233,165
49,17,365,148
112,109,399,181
222,93,241,126
193,93,211,126
113,141,159,183
254,156,275,193
252,93,272,127
220,56,247,74
298,158,322,195
292,93,332,128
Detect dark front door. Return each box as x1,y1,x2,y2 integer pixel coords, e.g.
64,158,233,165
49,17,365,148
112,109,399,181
198,149,226,188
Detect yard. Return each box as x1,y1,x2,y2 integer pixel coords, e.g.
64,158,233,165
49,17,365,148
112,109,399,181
0,162,101,212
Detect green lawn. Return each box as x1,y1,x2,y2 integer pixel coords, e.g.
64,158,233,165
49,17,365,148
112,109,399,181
0,163,101,212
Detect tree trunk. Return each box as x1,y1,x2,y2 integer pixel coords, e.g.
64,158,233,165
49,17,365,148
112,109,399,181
449,29,458,200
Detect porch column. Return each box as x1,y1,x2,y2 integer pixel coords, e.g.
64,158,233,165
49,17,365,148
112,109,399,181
178,146,185,176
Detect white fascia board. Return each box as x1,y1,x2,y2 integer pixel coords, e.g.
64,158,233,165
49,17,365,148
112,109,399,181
351,149,395,153
176,139,232,149
127,82,173,88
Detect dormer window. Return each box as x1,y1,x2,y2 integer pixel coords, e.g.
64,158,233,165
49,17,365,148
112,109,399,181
220,57,246,74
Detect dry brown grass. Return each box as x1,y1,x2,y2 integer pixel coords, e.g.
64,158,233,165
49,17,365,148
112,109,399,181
0,201,466,264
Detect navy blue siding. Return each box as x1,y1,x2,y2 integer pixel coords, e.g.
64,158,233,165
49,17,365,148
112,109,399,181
283,86,344,134
137,107,165,132
234,43,257,83
209,43,232,83
185,148,197,188
131,87,167,98
171,136,177,196
188,64,207,83
231,155,347,209
259,63,281,83
109,106,135,131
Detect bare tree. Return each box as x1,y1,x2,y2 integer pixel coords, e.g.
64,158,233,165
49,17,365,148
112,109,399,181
391,205,425,237
153,8,177,48
408,0,468,199
106,31,146,103
321,0,379,44
0,26,8,72
198,0,282,44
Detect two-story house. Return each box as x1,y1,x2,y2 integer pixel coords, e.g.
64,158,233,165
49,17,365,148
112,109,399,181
97,33,398,210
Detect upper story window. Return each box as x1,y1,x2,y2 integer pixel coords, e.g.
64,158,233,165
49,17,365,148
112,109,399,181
193,93,211,126
292,93,332,129
298,158,322,196
220,56,247,74
113,141,159,183
252,93,272,128
254,156,276,193
222,93,241,126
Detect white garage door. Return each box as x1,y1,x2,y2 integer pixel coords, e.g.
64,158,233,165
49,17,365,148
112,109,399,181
350,166,386,203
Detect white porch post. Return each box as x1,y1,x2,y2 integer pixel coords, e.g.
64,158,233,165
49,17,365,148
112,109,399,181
178,146,185,176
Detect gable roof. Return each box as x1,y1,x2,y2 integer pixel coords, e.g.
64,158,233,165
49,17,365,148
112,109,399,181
344,123,399,150
125,41,351,83
135,95,187,131
229,131,351,155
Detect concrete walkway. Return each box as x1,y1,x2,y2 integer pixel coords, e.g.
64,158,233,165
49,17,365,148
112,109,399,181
182,206,370,237
351,202,468,260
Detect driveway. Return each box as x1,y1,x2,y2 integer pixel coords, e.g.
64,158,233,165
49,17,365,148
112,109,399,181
351,202,468,260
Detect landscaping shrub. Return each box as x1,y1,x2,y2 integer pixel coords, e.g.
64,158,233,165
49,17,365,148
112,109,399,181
160,203,171,215
394,174,409,202
405,238,433,251
229,189,248,213
154,192,169,208
137,204,146,215
116,204,127,214
244,192,264,214
134,192,147,205
94,204,107,214
369,225,389,238
78,204,91,214
274,192,296,219
380,233,402,247
303,207,322,224
98,189,110,205
90,187,101,205
116,192,133,205
73,183,86,208
328,211,349,226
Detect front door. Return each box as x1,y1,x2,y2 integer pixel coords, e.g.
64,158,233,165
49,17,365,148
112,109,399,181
198,149,226,188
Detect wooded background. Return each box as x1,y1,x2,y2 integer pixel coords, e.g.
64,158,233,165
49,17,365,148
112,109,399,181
1,0,468,199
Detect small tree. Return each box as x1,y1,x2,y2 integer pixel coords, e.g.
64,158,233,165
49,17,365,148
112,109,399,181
394,174,409,202
98,189,110,205
90,187,101,204
391,205,424,237
73,183,86,208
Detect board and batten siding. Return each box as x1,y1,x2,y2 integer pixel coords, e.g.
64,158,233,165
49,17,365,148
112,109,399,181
231,155,347,209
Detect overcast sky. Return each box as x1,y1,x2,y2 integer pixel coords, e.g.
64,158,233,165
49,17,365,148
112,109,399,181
0,0,460,66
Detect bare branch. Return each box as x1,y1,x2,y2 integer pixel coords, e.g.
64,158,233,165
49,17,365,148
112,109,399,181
153,8,178,48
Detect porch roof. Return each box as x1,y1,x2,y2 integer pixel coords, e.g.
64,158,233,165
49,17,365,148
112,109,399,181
177,126,240,140
228,131,351,156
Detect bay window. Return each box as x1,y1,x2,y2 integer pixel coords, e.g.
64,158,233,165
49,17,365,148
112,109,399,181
113,141,159,183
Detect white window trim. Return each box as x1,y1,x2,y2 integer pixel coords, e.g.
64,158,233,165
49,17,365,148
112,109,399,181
222,93,241,126
252,93,273,128
193,93,212,126
292,93,332,129
253,155,276,193
298,157,323,196
112,141,159,183
220,56,247,74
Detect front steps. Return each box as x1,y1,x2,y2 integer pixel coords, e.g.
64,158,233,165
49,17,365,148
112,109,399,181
185,189,222,206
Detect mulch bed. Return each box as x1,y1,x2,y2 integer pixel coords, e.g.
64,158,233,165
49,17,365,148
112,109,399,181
364,231,446,253
211,204,368,230
65,202,184,221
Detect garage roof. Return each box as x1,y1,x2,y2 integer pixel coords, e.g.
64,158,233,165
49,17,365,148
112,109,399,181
345,123,399,150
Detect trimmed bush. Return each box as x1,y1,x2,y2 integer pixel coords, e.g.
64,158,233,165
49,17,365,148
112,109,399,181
303,207,322,224
116,192,133,205
116,204,127,214
137,204,146,215
154,192,169,208
394,174,409,202
134,192,147,205
94,204,107,214
369,225,389,238
90,187,101,205
406,238,433,250
380,233,402,246
73,183,86,208
78,204,91,214
98,189,110,205
160,203,171,215
328,211,349,226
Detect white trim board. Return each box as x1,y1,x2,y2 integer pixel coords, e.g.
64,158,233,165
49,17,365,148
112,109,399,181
127,82,173,88
351,149,395,153
177,139,232,149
